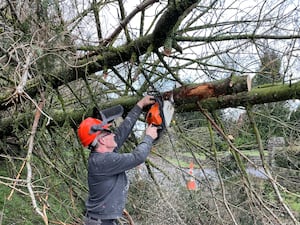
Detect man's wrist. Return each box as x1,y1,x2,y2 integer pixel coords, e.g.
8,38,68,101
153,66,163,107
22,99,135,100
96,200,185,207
137,101,143,109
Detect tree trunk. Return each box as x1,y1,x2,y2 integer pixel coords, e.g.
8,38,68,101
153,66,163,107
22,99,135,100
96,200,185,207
1,76,299,137
177,81,300,112
162,74,249,103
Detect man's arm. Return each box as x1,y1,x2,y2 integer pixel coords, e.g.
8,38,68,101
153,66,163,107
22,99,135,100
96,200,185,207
113,96,155,152
101,125,158,174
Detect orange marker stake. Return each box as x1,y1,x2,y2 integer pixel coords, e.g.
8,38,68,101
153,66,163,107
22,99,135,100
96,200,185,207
187,162,196,190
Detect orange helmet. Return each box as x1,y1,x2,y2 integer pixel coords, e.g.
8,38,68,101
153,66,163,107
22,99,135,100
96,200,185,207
77,117,110,147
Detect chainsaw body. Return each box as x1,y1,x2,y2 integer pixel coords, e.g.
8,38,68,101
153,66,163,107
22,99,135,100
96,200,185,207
146,101,163,127
146,94,174,141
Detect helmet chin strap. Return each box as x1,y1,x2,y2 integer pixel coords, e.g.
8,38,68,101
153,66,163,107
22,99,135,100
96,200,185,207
89,137,98,149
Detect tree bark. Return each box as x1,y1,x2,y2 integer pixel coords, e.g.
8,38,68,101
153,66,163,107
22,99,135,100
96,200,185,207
181,81,300,112
1,77,299,137
162,74,248,103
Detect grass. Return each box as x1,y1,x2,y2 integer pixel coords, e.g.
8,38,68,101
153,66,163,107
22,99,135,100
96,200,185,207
0,178,42,224
244,150,268,157
0,161,85,225
284,193,300,214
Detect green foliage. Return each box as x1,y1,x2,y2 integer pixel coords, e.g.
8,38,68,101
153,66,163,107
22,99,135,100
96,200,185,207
0,120,88,224
224,182,265,225
219,154,241,178
274,147,300,170
214,135,229,151
288,195,300,213
289,108,300,121
0,186,41,224
253,102,293,139
262,182,300,219
0,158,86,225
254,49,282,86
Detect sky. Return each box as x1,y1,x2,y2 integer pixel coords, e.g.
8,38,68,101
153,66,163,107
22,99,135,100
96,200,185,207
62,0,300,115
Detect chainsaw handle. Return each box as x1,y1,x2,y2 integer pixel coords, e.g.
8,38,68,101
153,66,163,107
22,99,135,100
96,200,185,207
146,124,158,140
151,124,162,130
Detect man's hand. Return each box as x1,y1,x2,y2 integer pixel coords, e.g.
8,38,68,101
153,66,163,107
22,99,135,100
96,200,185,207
137,95,156,109
145,124,158,140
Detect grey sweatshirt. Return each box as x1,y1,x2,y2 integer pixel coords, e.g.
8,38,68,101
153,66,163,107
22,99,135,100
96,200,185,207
85,105,154,220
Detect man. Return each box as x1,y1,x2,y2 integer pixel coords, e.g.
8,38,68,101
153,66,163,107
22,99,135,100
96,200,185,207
77,95,158,225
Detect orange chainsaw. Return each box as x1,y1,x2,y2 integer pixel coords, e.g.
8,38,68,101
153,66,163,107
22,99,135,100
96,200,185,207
146,93,174,140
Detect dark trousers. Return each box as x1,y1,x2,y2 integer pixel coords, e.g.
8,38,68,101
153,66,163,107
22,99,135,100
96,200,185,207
83,216,117,225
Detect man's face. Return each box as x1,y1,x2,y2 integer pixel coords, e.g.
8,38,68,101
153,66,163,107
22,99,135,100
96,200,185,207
101,131,117,150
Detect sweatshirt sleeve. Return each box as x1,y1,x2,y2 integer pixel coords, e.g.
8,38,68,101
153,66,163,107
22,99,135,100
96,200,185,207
100,135,153,175
113,105,142,152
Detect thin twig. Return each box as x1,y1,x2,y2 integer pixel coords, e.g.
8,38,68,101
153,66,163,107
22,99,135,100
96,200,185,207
246,105,299,225
7,159,26,200
26,92,48,225
123,209,135,225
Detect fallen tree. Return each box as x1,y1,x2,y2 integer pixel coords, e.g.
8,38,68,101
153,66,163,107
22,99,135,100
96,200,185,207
0,0,199,110
1,75,299,137
1,1,300,224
